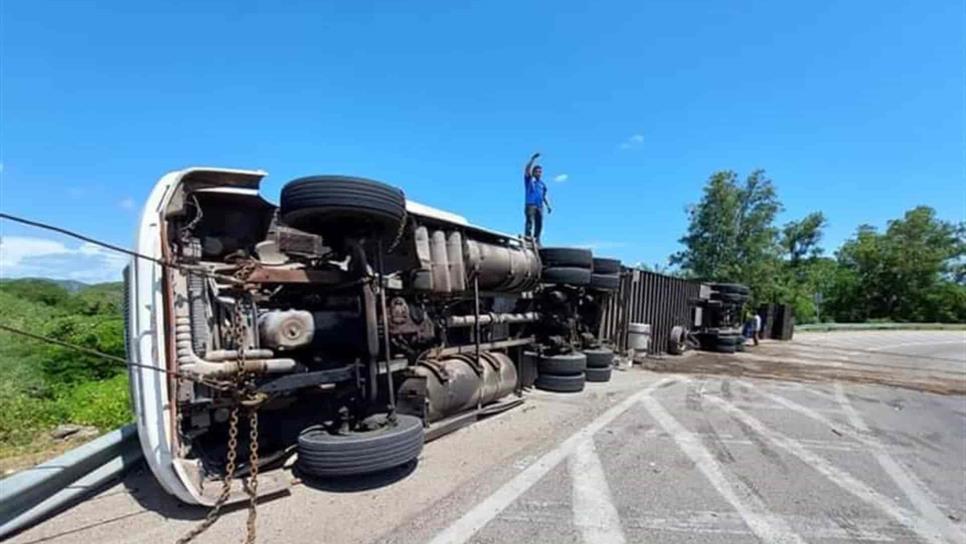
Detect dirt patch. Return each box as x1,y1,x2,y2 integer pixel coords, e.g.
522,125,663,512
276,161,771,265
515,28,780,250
642,351,966,396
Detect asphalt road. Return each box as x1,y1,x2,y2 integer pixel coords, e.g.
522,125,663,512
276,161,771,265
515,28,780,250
10,330,966,544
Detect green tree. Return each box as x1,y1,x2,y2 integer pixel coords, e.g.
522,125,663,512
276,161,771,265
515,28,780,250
671,169,783,304
782,212,826,266
832,207,965,322
40,315,125,384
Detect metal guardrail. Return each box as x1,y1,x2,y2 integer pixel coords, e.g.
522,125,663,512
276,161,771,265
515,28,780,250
795,322,966,332
0,423,142,539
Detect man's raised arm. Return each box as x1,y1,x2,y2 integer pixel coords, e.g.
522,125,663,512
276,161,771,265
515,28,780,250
524,152,540,179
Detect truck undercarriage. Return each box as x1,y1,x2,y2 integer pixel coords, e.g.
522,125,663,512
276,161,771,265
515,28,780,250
126,167,622,504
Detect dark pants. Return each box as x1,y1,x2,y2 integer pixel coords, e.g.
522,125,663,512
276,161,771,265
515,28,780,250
525,205,543,242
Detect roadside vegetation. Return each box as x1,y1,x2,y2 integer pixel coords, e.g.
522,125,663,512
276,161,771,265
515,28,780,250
672,170,966,324
0,279,129,470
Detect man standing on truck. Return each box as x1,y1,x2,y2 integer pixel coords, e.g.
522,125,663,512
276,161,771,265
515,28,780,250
523,152,551,243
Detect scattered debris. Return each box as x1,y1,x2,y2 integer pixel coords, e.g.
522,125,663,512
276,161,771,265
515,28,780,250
50,424,99,440
51,424,81,439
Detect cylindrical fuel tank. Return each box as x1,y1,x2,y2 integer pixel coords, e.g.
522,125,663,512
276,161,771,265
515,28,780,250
396,351,518,422
463,240,541,293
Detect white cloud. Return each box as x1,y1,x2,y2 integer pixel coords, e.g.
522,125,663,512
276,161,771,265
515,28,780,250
553,174,569,183
0,235,128,284
619,133,645,150
572,241,627,251
119,197,136,210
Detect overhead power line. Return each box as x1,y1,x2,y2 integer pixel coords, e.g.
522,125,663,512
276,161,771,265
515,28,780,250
0,212,245,285
0,323,229,390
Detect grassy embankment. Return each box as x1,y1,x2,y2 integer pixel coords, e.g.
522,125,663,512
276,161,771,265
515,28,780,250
0,279,130,472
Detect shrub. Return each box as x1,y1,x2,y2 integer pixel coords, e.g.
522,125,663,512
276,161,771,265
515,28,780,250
56,374,132,430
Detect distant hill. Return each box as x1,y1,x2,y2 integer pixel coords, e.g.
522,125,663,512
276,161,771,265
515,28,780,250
0,278,123,315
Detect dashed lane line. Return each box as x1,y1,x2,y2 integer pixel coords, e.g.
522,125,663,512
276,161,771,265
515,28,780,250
740,381,963,543
497,505,902,541
425,377,675,544
705,392,953,544
638,379,806,544
569,438,626,544
832,383,965,543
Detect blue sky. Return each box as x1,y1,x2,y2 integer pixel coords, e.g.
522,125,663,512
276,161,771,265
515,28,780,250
1,1,964,282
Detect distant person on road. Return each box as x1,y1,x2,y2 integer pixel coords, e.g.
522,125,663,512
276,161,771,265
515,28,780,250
752,312,762,346
523,152,551,244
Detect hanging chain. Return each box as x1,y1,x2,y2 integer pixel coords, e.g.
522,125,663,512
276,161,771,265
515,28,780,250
233,265,261,544
245,406,260,543
178,263,261,544
175,394,240,544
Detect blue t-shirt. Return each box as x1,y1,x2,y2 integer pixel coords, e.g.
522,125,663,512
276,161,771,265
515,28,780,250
524,174,546,208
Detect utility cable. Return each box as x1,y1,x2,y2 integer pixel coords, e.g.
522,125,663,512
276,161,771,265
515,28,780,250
0,213,245,285
0,323,230,390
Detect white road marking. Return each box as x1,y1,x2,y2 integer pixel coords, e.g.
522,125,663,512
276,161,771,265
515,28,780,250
833,383,965,543
624,426,862,452
499,506,899,541
742,381,964,543
569,438,626,544
426,377,675,544
638,381,806,544
866,339,966,354
705,393,953,544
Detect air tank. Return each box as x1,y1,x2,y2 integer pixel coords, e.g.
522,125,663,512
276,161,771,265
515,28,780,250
446,231,466,292
429,230,451,293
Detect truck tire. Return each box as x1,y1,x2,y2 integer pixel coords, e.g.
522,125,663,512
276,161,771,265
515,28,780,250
714,334,742,353
539,247,593,269
589,273,620,290
537,352,587,375
584,348,614,369
280,176,406,240
542,267,592,286
297,414,424,477
709,283,749,295
668,325,686,355
584,366,612,382
710,291,749,304
715,334,742,346
535,373,586,393
591,258,621,274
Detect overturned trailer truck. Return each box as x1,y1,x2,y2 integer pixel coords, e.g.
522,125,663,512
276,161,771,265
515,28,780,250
126,167,622,504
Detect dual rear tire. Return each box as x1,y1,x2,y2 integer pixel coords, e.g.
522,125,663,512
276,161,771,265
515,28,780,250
535,351,586,392
533,348,615,392
538,250,622,291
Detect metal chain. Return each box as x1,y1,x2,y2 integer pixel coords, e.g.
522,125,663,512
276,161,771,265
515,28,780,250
175,405,239,544
233,273,260,544
245,406,260,544
178,266,261,544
